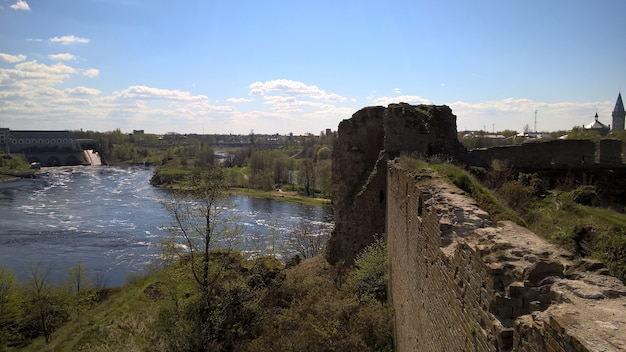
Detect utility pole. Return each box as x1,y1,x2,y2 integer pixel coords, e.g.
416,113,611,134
534,110,538,133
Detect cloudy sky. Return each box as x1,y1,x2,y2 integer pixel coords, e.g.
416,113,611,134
1,0,625,135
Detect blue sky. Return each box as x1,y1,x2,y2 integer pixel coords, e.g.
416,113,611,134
1,0,625,135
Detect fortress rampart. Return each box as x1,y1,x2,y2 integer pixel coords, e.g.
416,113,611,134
387,163,626,351
465,139,623,169
328,103,626,351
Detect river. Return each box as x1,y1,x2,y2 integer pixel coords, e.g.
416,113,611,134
0,166,333,287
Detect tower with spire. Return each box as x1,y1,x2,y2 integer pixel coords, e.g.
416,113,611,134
612,92,625,131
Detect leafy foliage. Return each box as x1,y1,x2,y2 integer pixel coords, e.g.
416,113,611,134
431,162,525,225
0,267,23,349
346,237,389,303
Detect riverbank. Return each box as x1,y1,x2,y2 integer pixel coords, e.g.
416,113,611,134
0,170,38,185
228,187,331,207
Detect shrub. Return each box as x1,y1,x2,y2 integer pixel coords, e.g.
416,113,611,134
569,185,599,206
485,159,513,189
498,181,533,214
346,237,388,303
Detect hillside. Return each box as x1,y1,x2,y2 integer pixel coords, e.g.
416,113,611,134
12,250,392,352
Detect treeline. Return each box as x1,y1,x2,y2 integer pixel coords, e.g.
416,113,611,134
71,129,166,165
150,131,336,198
0,262,111,349
69,129,335,198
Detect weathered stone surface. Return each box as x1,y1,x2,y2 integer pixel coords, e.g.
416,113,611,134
329,103,626,351
327,103,465,264
388,163,626,352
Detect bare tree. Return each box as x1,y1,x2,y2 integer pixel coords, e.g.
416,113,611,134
162,166,243,307
26,264,68,343
288,220,331,259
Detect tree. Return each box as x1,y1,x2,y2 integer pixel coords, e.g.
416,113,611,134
24,264,69,343
162,166,243,308
67,261,94,319
315,159,332,197
0,267,23,348
299,158,315,196
288,220,330,259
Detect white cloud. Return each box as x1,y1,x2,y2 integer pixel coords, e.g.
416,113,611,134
65,87,101,96
226,97,255,103
15,60,76,75
107,85,209,102
0,53,27,63
10,0,29,11
372,95,431,106
83,69,99,78
50,35,90,45
393,88,401,94
248,79,346,102
448,98,611,132
48,53,76,61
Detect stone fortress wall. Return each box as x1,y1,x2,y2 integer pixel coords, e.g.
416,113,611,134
387,163,626,351
328,103,626,351
466,139,623,168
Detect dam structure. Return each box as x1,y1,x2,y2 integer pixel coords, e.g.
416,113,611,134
328,103,626,351
0,128,101,166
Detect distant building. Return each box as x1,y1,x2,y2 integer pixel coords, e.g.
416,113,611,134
0,129,77,153
612,92,625,131
584,112,610,136
0,128,88,166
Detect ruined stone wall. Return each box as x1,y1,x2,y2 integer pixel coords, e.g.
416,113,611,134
384,104,465,159
600,139,623,165
326,106,387,264
388,163,626,352
465,140,597,168
327,103,465,264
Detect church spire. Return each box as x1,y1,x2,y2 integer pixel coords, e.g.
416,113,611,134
612,92,625,130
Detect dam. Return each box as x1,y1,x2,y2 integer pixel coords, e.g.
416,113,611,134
0,128,101,166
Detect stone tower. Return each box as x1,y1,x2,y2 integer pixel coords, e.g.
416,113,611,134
326,104,467,264
612,92,625,131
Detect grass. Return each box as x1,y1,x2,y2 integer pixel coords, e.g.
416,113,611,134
151,163,331,207
0,153,35,181
228,187,331,206
429,162,525,226
397,155,626,283
525,193,626,282
16,251,393,351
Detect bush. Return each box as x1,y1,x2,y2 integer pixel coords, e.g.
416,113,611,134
498,181,533,214
569,185,599,206
345,237,388,303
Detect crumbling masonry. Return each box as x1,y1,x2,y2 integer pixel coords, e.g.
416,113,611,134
328,104,626,351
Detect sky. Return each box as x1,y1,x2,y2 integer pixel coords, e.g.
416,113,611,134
1,0,625,135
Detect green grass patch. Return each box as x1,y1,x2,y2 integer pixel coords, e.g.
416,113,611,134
525,193,626,283
430,163,525,226
17,249,393,351
228,187,331,207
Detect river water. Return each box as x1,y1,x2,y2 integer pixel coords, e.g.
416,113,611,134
0,166,333,287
